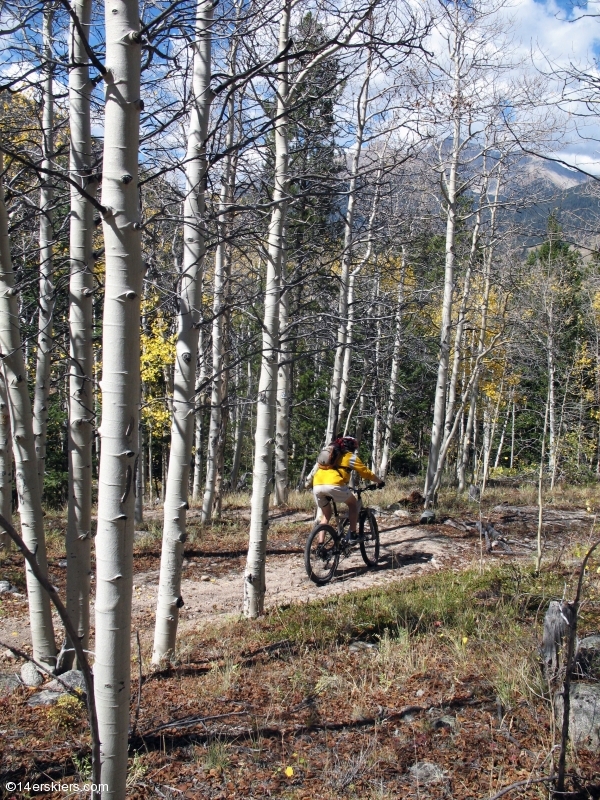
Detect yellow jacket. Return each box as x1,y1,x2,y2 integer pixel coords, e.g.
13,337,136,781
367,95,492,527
313,451,379,487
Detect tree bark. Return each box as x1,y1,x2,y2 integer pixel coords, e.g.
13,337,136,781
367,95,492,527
0,153,56,669
325,64,371,443
0,371,12,551
94,0,143,791
273,238,291,505
33,6,55,494
379,259,405,478
424,94,460,505
153,0,212,663
202,61,237,521
65,0,95,669
192,322,207,501
244,0,290,617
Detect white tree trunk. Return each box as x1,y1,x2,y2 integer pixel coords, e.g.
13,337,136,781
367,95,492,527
230,358,250,490
66,0,95,669
192,320,207,501
94,0,143,792
379,261,405,478
33,7,55,493
0,153,56,669
424,106,460,505
0,370,11,551
202,71,237,521
273,234,290,505
244,0,290,617
153,0,212,663
325,66,371,442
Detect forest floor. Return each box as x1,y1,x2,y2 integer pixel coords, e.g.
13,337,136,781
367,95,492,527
0,479,599,798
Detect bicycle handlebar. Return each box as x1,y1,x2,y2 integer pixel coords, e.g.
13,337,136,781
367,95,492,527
353,482,384,493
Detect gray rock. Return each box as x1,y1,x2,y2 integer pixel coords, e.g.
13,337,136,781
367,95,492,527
27,689,63,707
0,672,21,695
0,580,15,594
349,640,378,653
386,502,401,511
556,683,600,751
46,669,86,695
420,510,436,525
200,575,210,582
20,661,43,688
409,761,445,784
576,636,600,679
468,484,481,502
393,508,411,519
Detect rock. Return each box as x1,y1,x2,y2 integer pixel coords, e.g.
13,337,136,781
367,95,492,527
200,575,210,582
0,580,15,594
443,518,467,531
433,715,457,730
46,669,86,695
386,502,401,511
409,761,445,785
20,661,43,688
393,508,411,519
576,636,600,680
556,683,600,751
415,688,424,697
349,641,378,653
27,689,63,707
2,648,16,660
58,560,67,568
419,510,435,525
0,672,21,695
468,484,480,502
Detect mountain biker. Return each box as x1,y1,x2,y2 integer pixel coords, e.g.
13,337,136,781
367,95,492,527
312,436,384,543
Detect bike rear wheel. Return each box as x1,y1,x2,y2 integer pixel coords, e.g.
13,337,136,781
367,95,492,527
359,510,379,567
305,524,339,585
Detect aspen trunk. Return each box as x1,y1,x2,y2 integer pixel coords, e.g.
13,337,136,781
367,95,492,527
153,0,212,663
192,324,207,501
379,260,405,478
230,359,250,490
202,70,236,521
94,0,143,791
33,7,55,493
65,0,95,669
244,0,290,617
424,103,460,505
0,153,56,668
0,371,11,551
274,263,291,505
493,401,510,469
325,66,371,442
547,320,557,477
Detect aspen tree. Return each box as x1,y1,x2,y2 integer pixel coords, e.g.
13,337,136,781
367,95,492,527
65,0,95,668
0,152,56,669
379,258,405,477
203,39,239,521
33,6,55,492
153,0,213,663
94,0,143,790
0,373,11,551
325,61,372,443
244,0,290,617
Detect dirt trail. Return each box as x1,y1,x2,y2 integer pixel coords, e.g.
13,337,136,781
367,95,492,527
131,518,474,636
0,514,476,652
5,501,590,652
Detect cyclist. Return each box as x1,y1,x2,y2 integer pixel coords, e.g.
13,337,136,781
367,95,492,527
312,436,384,543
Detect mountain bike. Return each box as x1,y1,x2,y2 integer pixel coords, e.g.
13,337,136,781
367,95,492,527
304,483,382,586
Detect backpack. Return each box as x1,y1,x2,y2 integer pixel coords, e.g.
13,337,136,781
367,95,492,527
317,439,347,470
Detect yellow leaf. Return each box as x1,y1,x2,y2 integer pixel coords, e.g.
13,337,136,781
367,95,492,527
462,636,468,645
285,766,294,778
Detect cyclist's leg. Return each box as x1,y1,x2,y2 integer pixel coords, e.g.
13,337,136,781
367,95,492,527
313,489,333,543
346,493,358,534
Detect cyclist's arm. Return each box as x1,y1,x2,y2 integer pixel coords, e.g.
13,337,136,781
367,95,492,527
347,453,383,484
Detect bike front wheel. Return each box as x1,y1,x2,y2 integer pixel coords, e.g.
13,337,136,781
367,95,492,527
305,524,339,585
359,509,380,567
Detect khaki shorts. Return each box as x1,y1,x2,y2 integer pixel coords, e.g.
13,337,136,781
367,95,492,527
313,484,352,508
